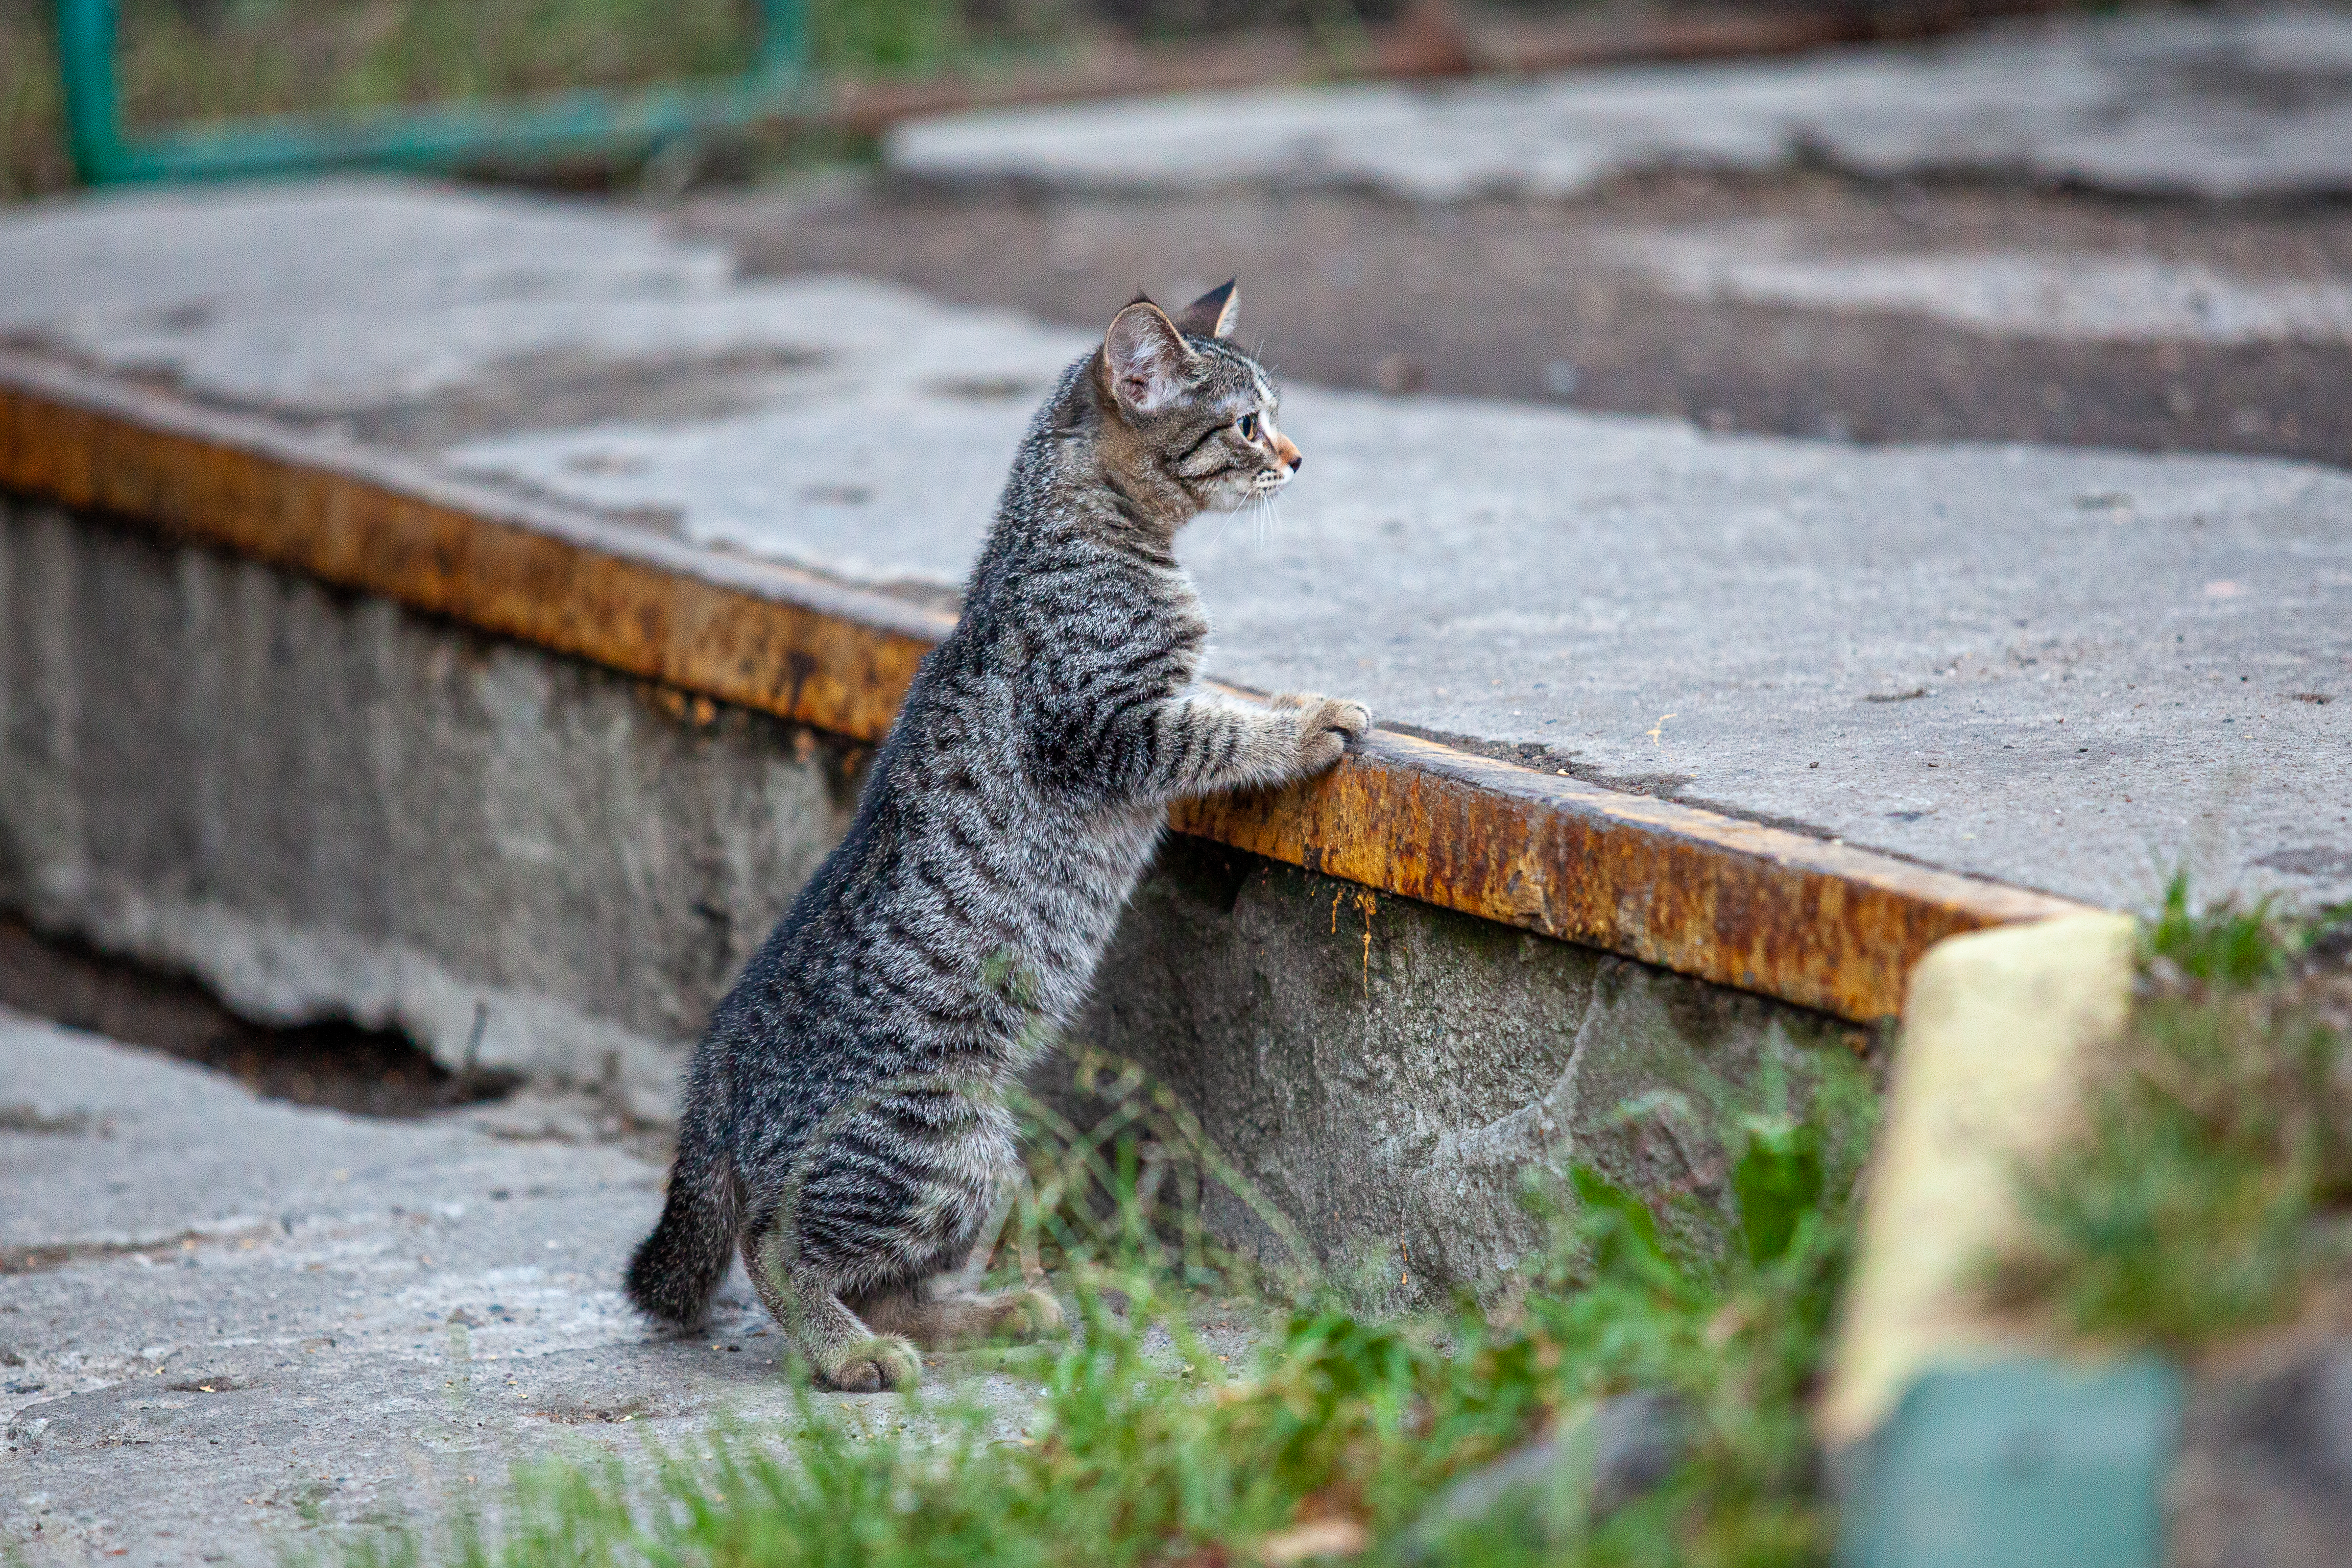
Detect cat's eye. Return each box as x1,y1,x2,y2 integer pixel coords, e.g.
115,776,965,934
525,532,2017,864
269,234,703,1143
1237,413,1259,441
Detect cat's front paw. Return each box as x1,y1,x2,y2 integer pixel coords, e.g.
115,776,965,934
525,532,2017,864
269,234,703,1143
1275,693,1373,774
820,1334,921,1392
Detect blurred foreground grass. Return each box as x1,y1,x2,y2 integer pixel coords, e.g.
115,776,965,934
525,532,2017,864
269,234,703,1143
1991,879,2352,1348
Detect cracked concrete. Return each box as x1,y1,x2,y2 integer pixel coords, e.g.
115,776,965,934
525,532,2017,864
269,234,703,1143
0,181,2341,1306
0,175,2343,1417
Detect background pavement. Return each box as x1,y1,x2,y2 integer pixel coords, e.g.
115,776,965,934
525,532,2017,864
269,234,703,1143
887,10,2352,201
696,167,2352,471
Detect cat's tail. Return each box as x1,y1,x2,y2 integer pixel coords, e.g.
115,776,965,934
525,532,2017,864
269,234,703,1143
625,1118,739,1327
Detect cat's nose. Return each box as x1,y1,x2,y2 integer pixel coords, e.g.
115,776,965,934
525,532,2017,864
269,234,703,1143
1287,451,1304,473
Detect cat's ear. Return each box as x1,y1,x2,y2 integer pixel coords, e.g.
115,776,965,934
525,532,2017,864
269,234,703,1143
1175,279,1239,339
1104,301,1193,416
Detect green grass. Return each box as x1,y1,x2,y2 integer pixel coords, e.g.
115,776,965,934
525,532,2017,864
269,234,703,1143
335,1045,1878,1568
1990,876,2352,1347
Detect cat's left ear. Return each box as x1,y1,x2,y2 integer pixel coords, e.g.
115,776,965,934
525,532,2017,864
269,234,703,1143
1175,279,1239,339
1105,301,1194,416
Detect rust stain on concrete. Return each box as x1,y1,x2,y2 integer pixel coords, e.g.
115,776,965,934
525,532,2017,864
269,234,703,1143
0,354,2094,1024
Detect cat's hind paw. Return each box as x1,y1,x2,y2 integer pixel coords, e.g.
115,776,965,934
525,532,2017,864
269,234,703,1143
820,1334,921,1393
987,1287,1066,1341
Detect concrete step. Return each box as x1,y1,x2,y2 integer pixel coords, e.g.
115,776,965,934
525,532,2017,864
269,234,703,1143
3,181,2339,918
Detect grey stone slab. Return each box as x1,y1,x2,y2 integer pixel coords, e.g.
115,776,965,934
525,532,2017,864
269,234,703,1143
886,10,2352,202
0,178,1071,419
0,1013,1049,1567
1,179,2345,916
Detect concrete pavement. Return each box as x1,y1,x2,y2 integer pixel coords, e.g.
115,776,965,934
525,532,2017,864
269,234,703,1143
0,1011,1051,1566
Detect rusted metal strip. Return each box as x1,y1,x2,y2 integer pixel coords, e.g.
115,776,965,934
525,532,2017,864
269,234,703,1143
0,354,2092,1023
1171,735,2084,1025
0,355,950,745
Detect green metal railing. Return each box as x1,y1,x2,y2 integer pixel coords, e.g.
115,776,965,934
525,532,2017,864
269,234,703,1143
55,0,812,184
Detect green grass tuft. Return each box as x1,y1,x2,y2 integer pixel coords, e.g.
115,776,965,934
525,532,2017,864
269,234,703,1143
1993,881,2352,1346
2145,870,2293,988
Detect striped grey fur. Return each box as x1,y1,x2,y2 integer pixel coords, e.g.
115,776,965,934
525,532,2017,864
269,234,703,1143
623,282,1371,1390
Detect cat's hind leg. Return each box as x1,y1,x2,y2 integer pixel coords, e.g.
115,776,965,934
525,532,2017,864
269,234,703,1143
853,1282,1064,1347
743,1221,919,1392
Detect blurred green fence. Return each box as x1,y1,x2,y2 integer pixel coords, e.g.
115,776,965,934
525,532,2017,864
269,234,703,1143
53,0,808,182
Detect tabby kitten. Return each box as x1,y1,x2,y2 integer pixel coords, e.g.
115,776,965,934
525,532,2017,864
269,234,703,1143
625,282,1370,1391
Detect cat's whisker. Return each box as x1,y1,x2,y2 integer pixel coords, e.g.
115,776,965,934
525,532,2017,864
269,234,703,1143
1253,493,1280,551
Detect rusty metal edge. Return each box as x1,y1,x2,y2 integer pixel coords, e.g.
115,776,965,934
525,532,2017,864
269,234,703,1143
0,352,2094,1023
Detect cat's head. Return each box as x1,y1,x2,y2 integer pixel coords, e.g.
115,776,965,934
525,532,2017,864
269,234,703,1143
1091,281,1302,520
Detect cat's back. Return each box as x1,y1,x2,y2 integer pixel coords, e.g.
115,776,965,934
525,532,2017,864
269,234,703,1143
704,518,1192,1083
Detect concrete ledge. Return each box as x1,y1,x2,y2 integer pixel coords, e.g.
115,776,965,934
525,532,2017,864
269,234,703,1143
0,352,2087,1025
0,498,1858,1295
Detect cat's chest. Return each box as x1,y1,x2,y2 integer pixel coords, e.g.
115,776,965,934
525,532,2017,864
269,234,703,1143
1008,574,1208,688
1152,587,1210,679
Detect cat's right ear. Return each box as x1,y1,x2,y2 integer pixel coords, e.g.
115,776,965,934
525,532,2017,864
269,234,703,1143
1103,301,1192,417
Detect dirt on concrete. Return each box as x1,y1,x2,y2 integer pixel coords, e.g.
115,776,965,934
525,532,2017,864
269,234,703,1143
683,170,2352,470
0,918,518,1119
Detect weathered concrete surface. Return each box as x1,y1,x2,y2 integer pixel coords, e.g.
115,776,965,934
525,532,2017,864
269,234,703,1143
454,356,2352,920
887,9,2352,201
0,501,1845,1296
688,173,2352,471
0,1010,1048,1567
478,375,2352,915
1068,838,1859,1295
2,181,2341,914
1,175,2345,1302
0,503,863,1123
0,181,1055,439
